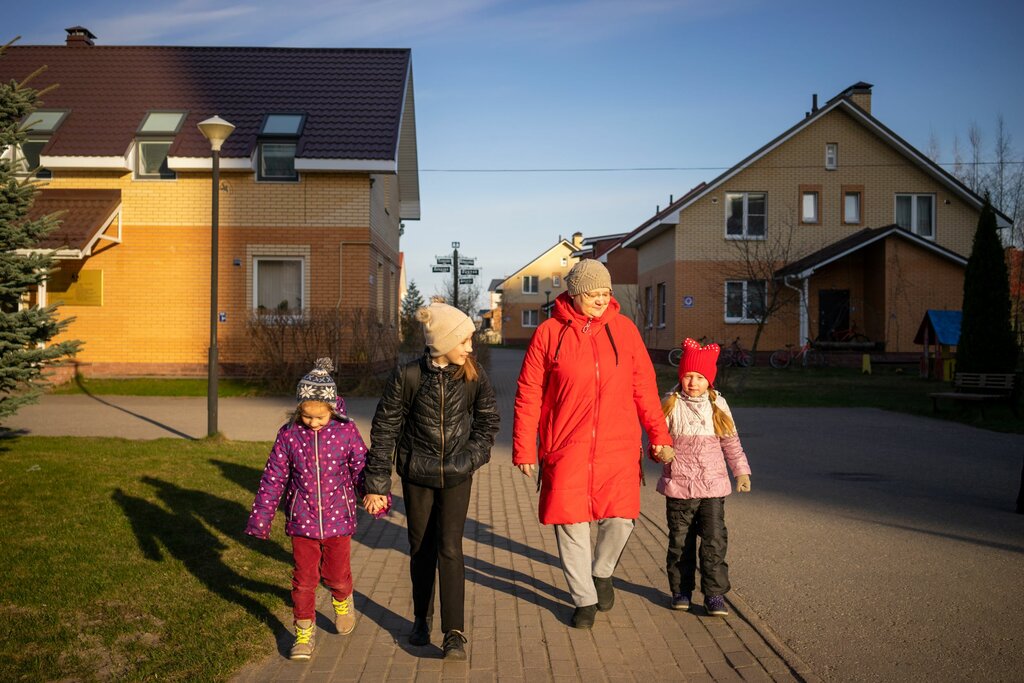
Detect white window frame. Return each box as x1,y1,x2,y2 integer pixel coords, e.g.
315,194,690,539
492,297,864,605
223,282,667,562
252,256,305,321
895,194,936,239
522,275,538,294
825,143,838,170
135,139,176,180
560,257,568,267
725,192,767,239
724,280,767,323
257,141,299,182
522,309,539,328
844,191,861,225
802,191,819,224
656,282,667,327
552,275,561,288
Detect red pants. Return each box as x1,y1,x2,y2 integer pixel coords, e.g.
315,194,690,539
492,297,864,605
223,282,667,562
291,535,353,621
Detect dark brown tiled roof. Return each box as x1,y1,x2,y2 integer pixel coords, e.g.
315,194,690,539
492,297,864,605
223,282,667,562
1,45,411,160
27,189,121,250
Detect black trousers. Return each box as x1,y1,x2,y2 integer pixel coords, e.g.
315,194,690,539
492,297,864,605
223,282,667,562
665,496,730,597
403,476,472,633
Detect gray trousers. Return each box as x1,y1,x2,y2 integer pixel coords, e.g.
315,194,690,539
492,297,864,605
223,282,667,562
554,517,635,607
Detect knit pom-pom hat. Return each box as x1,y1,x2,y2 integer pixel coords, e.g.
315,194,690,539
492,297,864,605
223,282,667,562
679,338,720,387
416,296,476,357
297,357,337,403
565,259,612,296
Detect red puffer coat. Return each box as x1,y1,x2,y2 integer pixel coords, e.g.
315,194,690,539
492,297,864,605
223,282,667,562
513,293,670,524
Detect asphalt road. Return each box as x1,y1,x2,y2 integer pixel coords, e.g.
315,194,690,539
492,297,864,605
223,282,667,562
640,405,1024,683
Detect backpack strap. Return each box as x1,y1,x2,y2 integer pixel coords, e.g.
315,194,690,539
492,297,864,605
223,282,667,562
401,359,422,416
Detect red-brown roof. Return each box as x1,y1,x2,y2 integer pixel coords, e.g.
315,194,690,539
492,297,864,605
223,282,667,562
1,44,411,161
28,189,121,251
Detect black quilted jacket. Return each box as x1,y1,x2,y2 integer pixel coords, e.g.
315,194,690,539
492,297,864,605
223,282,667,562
365,357,500,492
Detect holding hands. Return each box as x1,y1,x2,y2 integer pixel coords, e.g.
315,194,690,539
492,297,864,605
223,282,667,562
363,494,388,515
650,443,675,464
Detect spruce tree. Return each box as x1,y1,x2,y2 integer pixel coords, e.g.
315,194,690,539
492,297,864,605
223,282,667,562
399,280,425,351
0,43,81,420
957,199,1019,373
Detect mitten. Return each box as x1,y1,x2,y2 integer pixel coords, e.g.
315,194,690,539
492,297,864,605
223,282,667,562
735,474,751,493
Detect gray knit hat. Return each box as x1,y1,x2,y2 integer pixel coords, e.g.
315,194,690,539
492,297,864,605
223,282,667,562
296,357,337,403
566,259,612,296
416,297,476,357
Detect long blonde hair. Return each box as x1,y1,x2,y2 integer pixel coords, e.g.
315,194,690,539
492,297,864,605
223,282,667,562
453,354,479,382
661,388,736,437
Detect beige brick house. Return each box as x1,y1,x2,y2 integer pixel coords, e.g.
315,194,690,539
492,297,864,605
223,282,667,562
494,234,582,344
2,28,419,377
622,82,1013,359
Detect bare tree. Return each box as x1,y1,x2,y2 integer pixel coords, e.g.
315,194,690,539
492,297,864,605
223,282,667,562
926,128,942,163
437,279,482,317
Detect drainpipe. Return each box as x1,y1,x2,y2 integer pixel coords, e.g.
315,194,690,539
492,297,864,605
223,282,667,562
783,275,809,346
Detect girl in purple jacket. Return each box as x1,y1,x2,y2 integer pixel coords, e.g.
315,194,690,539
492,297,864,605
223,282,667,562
655,338,752,617
245,358,370,661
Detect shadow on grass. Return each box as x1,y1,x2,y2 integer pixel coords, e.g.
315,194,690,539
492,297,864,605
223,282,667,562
0,427,26,452
112,478,291,641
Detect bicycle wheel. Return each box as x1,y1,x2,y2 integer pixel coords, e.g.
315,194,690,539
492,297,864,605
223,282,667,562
805,349,827,368
667,347,682,367
737,351,754,368
769,350,790,369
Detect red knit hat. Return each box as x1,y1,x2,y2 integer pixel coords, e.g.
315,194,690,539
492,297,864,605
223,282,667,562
679,338,720,386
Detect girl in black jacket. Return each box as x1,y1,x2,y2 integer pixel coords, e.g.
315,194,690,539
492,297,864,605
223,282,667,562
363,298,500,660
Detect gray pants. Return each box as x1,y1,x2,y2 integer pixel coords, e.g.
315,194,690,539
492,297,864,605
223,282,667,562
554,517,635,607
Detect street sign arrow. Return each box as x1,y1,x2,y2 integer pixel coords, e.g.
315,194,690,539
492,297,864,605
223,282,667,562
459,278,474,285
460,268,480,275
432,266,451,273
435,257,452,265
458,258,476,265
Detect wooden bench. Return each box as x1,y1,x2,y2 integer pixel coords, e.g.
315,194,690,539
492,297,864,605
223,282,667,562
929,372,1019,417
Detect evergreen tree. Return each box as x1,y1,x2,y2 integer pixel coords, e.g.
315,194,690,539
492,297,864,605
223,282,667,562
0,43,81,420
399,280,425,351
957,199,1019,373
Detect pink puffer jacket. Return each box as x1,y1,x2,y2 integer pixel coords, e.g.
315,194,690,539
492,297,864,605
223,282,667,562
656,391,751,499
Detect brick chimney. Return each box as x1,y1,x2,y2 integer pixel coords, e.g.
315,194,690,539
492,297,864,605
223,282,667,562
571,231,584,249
65,26,97,47
841,81,872,114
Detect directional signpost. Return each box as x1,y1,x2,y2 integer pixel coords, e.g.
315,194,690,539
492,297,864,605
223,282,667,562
436,241,478,312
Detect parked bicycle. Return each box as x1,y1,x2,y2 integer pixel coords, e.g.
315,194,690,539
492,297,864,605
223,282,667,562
769,338,827,369
720,336,754,368
667,346,683,367
824,323,871,344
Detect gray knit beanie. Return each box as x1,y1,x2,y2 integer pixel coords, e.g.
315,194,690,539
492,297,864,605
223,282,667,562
417,297,476,357
566,259,612,296
296,357,337,403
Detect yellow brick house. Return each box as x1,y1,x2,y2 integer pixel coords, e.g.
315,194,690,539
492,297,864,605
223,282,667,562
622,82,1013,361
2,28,419,377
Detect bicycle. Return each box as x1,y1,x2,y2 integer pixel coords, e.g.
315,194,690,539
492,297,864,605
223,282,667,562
769,338,827,369
720,337,754,368
825,323,870,344
667,335,708,367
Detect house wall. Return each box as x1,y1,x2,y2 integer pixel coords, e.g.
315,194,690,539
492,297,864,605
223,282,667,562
500,242,578,344
640,105,984,357
42,169,397,376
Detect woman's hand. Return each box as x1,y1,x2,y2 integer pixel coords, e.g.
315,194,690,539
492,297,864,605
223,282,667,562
363,494,388,514
651,444,675,463
516,463,535,477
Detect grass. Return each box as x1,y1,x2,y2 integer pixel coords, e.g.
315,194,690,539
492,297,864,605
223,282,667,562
0,436,292,682
50,376,272,397
654,362,1024,434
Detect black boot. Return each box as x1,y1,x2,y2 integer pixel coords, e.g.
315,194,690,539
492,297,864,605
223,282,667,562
571,604,598,629
593,575,614,612
409,616,431,646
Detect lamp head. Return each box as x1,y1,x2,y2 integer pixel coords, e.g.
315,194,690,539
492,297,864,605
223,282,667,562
197,115,235,152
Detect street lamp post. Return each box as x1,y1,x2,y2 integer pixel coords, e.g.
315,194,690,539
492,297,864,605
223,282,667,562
197,115,235,437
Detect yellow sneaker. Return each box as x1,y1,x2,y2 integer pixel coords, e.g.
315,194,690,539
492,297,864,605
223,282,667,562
289,619,315,660
333,595,356,635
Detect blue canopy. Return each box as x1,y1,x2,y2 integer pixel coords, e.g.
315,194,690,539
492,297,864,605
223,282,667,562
913,310,961,346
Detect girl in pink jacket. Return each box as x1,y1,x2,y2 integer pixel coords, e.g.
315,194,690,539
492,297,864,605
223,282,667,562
655,338,751,617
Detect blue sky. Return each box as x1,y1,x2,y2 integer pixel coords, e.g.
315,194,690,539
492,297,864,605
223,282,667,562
9,0,1024,306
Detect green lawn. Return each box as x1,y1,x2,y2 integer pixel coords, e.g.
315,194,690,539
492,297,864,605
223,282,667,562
0,436,291,682
50,376,271,397
654,362,1024,434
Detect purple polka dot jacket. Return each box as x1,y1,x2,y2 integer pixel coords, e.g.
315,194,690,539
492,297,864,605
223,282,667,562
245,397,371,540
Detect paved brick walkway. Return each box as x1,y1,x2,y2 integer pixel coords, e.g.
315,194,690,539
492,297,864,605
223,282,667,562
232,349,813,682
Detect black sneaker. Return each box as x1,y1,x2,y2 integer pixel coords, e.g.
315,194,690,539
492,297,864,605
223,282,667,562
704,594,728,617
571,604,598,629
442,630,467,660
593,575,614,612
409,617,431,646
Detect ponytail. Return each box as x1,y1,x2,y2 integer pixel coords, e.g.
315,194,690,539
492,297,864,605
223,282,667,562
708,391,737,437
661,392,678,420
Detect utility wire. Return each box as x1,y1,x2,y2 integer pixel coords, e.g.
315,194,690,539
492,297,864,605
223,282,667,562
421,160,1024,173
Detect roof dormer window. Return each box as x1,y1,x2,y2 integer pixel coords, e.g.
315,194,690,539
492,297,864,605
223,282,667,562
257,113,305,182
16,110,68,179
135,111,186,180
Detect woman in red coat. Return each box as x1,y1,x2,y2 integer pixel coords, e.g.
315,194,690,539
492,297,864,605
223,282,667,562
513,259,673,629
